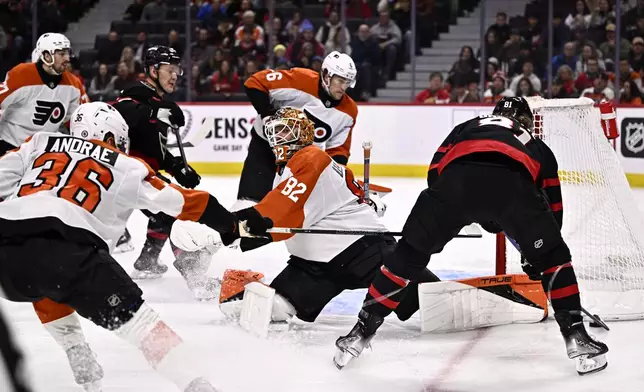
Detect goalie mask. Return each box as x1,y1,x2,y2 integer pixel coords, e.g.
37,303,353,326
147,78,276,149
70,102,130,153
264,107,315,164
492,96,534,132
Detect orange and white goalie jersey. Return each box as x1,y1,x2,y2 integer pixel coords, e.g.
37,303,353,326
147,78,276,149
245,68,357,161
0,63,89,147
0,133,212,251
254,145,386,262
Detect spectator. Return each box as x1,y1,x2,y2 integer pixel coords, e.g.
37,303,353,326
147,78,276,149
272,44,290,68
40,0,68,34
541,13,571,54
616,58,643,92
120,46,142,75
576,42,605,74
575,57,602,91
233,11,266,66
515,76,540,98
565,0,590,30
509,59,542,92
391,0,414,56
621,79,643,105
415,72,451,104
479,30,504,63
556,64,578,97
448,45,479,86
293,42,316,69
552,41,578,76
200,48,225,80
450,76,479,103
522,13,541,46
599,23,630,68
285,21,324,65
311,56,323,72
191,63,211,96
142,0,167,22
581,72,614,102
487,12,511,45
630,37,644,73
351,24,381,100
499,28,523,65
133,31,149,63
232,0,254,27
123,0,145,22
199,0,227,31
484,57,500,88
241,59,259,84
346,0,372,18
113,61,136,93
628,15,644,42
624,0,644,29
167,30,184,58
509,41,544,78
316,11,351,56
467,81,481,102
585,0,614,31
212,59,240,96
88,63,115,100
548,78,572,98
212,18,235,52
191,28,214,63
267,17,291,47
484,72,514,103
285,10,312,42
370,11,402,84
97,31,124,66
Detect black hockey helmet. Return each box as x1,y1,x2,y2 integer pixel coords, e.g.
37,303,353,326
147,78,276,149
143,46,182,76
492,97,534,131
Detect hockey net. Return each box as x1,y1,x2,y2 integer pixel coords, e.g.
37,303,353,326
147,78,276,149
496,97,644,321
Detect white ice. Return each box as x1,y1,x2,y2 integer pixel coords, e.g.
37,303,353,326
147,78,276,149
3,176,643,392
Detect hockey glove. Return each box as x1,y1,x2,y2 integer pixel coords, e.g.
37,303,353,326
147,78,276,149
364,192,386,218
220,207,274,246
154,101,185,128
167,156,201,189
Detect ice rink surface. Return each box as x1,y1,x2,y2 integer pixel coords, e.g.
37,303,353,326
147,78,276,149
3,176,644,392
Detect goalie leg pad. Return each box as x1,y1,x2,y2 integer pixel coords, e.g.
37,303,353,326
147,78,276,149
239,282,276,338
218,269,265,318
418,274,548,333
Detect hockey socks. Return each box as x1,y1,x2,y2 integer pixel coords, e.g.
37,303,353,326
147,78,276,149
541,262,583,325
363,265,410,318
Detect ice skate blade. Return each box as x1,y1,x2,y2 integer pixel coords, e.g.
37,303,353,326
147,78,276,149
130,269,166,280
575,354,608,375
113,242,134,254
333,348,355,370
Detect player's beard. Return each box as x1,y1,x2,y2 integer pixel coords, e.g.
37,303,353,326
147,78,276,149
53,62,68,75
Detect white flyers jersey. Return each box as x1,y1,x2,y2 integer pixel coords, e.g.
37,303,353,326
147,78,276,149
254,145,386,262
245,68,357,160
0,63,89,147
0,133,212,251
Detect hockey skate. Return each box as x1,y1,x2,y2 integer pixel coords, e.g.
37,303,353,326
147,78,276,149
333,310,383,370
184,377,220,392
65,343,104,391
557,313,608,375
131,254,168,279
173,246,220,300
185,275,222,301
113,228,134,254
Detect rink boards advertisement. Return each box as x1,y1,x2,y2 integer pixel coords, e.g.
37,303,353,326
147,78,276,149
170,103,644,186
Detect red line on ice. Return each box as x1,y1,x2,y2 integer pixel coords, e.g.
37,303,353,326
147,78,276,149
421,328,489,392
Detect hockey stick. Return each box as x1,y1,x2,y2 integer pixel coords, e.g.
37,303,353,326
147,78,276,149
266,224,483,238
182,117,213,147
506,235,610,331
170,125,189,167
362,140,372,201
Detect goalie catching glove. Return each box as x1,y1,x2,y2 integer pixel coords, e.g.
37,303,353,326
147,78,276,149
220,207,274,246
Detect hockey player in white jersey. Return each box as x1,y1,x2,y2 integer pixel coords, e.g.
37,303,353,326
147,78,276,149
0,32,89,155
0,102,243,392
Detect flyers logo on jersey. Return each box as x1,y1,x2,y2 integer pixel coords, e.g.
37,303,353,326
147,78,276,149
33,100,66,126
303,109,332,143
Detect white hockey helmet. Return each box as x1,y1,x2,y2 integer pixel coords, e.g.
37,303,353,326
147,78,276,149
321,51,357,90
34,33,71,69
70,102,130,153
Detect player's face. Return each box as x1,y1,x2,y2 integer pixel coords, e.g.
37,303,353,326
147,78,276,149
328,75,352,100
50,49,70,74
157,64,182,93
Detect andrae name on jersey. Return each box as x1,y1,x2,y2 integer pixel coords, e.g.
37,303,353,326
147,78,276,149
46,136,119,166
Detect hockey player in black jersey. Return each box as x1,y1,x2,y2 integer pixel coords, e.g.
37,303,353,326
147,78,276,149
112,46,216,299
334,97,608,375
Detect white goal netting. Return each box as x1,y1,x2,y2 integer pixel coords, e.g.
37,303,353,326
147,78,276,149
502,97,644,321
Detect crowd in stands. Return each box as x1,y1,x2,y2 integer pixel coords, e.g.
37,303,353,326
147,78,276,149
416,0,644,105
68,0,445,102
